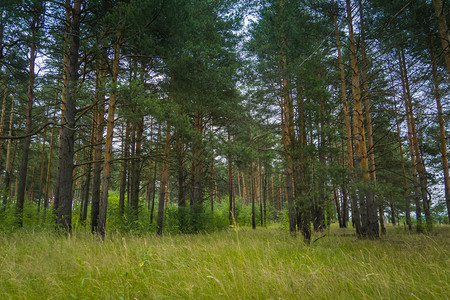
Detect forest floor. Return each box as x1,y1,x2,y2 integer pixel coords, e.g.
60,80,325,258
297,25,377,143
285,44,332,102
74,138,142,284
0,224,449,299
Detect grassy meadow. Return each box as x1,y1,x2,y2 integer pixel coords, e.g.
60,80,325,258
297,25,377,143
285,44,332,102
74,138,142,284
0,224,449,299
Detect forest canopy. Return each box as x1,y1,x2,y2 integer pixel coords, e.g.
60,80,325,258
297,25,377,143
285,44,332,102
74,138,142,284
0,0,449,241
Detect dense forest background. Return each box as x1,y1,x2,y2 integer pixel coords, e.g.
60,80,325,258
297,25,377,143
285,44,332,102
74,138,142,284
0,0,448,242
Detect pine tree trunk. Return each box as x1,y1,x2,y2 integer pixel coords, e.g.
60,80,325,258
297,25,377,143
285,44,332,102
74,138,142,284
333,0,359,233
43,95,57,213
2,91,14,206
393,95,412,230
400,49,432,229
150,123,161,224
428,32,450,223
16,7,39,226
358,0,385,234
227,131,234,224
191,111,204,211
346,0,378,238
97,29,122,238
156,122,171,235
130,118,144,221
54,0,82,233
118,121,130,216
90,60,105,233
176,129,187,230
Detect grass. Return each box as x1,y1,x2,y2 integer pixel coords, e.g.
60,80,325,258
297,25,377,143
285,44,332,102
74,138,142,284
0,224,449,299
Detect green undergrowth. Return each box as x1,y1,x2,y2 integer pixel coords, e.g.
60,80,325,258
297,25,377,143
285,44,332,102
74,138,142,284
0,225,449,299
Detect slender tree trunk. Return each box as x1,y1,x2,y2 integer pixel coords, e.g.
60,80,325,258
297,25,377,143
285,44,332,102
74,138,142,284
333,0,359,234
150,123,161,224
358,0,385,235
428,32,450,223
156,122,171,235
90,58,105,233
432,0,450,76
346,0,378,238
130,118,144,221
176,128,186,231
389,191,396,226
393,94,412,230
227,131,234,224
97,29,122,238
80,118,95,223
191,111,204,210
398,50,423,231
0,86,7,187
36,127,47,212
400,49,432,229
16,7,40,226
146,119,154,209
119,121,130,216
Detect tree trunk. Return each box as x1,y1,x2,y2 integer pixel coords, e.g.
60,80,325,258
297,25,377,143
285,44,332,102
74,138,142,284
358,0,385,235
130,118,144,221
80,118,95,223
150,123,161,224
333,0,358,233
393,94,412,230
119,121,130,216
400,49,432,230
156,122,171,235
90,58,105,233
16,6,40,226
428,32,450,223
346,0,378,238
176,128,187,231
227,131,234,224
54,0,82,233
97,29,122,238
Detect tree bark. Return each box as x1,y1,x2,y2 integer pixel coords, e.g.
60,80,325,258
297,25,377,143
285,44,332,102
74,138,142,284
97,29,122,238
393,94,412,230
428,32,450,223
54,0,82,233
333,0,358,233
119,121,130,216
130,118,144,221
90,58,105,233
227,131,234,224
156,122,171,235
400,49,432,230
16,5,40,226
358,0,385,235
346,0,378,238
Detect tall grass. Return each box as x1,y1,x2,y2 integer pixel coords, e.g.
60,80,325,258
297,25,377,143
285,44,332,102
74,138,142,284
0,225,449,299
